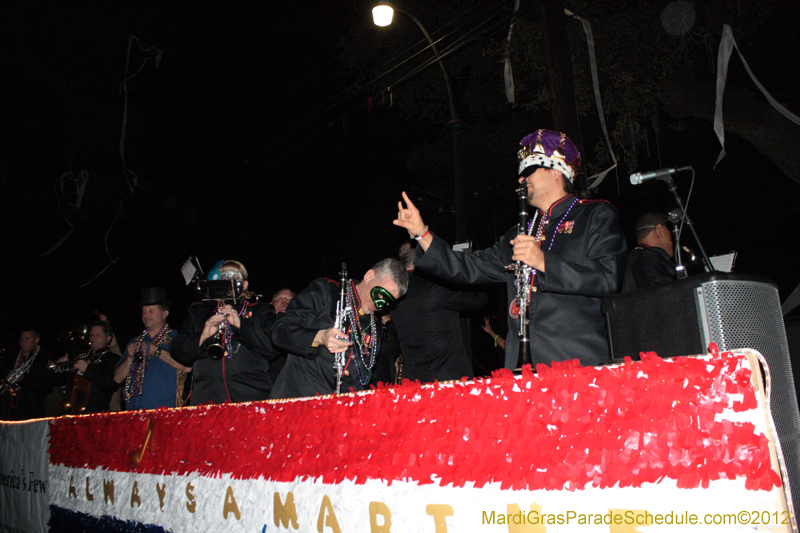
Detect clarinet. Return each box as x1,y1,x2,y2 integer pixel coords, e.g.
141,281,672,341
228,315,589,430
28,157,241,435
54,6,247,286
333,262,349,393
515,182,533,368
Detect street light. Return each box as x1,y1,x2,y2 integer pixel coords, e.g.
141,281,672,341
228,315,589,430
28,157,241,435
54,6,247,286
372,4,466,242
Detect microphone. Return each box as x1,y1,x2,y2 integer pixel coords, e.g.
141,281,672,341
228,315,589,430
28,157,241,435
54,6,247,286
629,166,692,185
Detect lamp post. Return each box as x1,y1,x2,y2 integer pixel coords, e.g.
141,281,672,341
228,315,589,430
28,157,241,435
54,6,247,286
373,4,467,242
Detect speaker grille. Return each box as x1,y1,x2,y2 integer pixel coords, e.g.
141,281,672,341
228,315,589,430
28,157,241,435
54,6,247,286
701,279,800,514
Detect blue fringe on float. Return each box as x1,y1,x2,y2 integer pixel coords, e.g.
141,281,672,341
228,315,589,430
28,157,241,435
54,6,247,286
49,506,171,533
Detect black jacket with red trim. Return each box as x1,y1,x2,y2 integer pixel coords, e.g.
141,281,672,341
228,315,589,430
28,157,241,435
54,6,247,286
270,277,398,399
416,195,627,369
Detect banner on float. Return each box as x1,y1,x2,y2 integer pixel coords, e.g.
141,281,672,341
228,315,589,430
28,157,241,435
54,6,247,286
0,419,50,533
47,351,791,532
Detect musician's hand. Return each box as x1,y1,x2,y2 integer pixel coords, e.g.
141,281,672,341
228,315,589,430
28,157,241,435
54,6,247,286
126,344,135,358
199,313,227,344
511,234,546,271
73,360,89,373
394,191,426,237
57,355,69,363
218,305,241,329
314,328,352,354
98,314,109,323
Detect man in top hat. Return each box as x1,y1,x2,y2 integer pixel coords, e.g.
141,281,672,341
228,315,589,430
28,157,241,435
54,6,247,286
622,211,677,291
394,129,627,369
114,287,189,410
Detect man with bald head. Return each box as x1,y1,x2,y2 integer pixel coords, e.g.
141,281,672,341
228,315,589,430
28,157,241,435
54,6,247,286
270,259,407,398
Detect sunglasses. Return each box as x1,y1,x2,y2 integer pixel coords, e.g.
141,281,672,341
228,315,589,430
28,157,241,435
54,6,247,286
370,286,397,311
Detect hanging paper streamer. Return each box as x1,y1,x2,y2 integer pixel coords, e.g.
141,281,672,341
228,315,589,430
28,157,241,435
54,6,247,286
714,24,800,168
39,170,90,257
566,10,617,190
503,0,520,104
75,36,165,289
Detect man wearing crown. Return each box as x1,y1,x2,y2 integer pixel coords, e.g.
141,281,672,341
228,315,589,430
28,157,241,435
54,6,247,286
394,129,627,369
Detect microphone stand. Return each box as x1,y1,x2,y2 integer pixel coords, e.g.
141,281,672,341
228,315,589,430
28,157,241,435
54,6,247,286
663,177,715,273
668,222,688,279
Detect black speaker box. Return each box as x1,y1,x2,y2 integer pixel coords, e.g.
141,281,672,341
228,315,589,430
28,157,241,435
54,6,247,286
602,273,800,514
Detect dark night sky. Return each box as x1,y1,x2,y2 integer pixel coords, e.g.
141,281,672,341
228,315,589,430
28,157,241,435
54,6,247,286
1,1,799,361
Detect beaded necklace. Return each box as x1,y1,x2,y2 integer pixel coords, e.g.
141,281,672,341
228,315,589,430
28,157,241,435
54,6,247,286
6,347,39,407
124,322,172,402
344,280,378,386
13,346,40,372
524,197,580,287
219,299,249,358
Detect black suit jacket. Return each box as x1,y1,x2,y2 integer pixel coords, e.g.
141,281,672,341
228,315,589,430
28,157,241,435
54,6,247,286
390,270,486,382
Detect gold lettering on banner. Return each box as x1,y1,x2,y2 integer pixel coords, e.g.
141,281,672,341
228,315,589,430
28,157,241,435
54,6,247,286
85,476,94,501
369,501,392,532
103,479,115,505
156,483,167,511
608,509,650,533
186,482,196,514
130,481,141,508
506,503,545,533
316,495,341,533
274,492,300,530
223,486,241,520
426,504,454,533
68,476,77,499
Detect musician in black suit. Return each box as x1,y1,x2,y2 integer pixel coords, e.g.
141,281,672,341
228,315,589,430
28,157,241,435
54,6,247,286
172,260,281,405
270,259,406,399
0,328,51,420
390,240,487,382
622,212,677,291
394,129,627,369
52,321,120,414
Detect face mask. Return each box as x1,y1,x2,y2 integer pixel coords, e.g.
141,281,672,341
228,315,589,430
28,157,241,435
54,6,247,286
370,286,397,311
218,269,244,282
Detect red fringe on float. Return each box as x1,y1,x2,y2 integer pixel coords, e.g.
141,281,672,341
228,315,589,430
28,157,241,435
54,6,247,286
48,352,778,492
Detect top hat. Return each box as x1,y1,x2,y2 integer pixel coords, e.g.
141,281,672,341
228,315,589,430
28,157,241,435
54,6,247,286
137,287,171,306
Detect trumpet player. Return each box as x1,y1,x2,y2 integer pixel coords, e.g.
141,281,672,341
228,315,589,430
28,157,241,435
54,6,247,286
0,327,51,421
51,321,120,414
172,260,282,405
394,129,627,370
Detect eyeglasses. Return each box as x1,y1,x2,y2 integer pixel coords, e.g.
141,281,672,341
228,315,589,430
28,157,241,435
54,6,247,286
370,286,397,311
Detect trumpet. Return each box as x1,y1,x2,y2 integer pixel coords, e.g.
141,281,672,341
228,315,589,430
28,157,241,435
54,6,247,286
47,347,110,373
207,315,226,360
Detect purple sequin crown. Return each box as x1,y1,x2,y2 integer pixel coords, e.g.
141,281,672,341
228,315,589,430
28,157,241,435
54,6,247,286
517,129,581,182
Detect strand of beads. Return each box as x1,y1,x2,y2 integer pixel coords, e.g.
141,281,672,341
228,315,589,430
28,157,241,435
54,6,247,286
222,299,249,358
526,197,580,289
345,280,378,385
